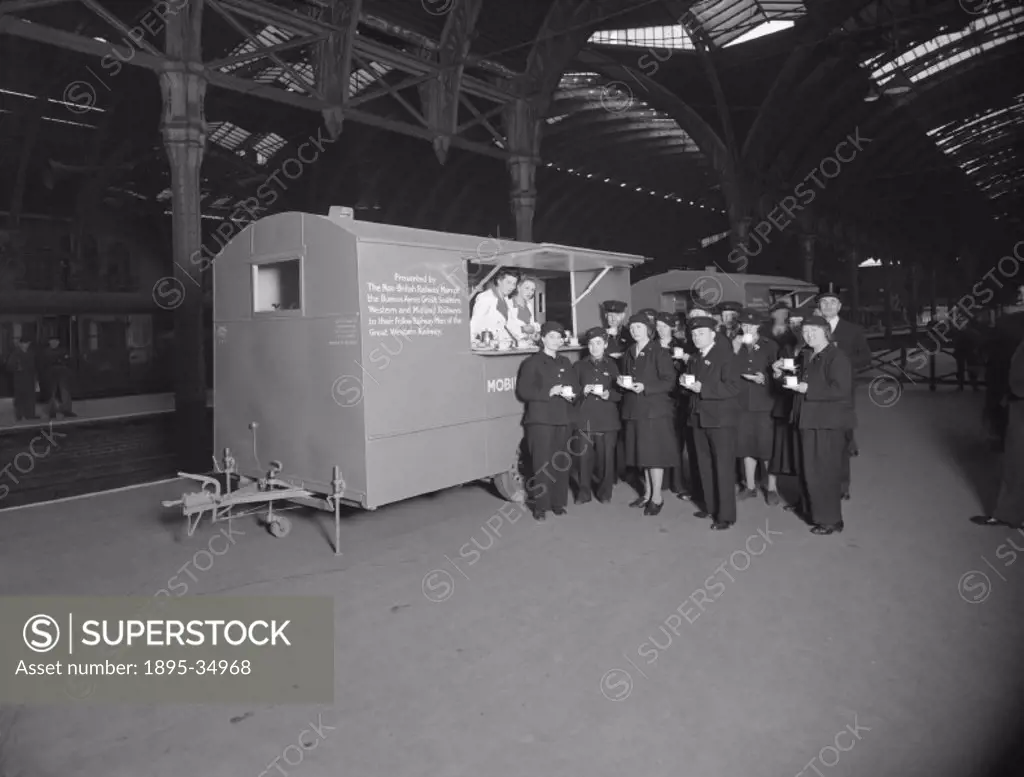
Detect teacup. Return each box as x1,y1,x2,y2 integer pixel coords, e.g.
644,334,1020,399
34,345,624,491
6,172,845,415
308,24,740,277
682,374,695,386
741,333,755,345
620,375,634,388
782,358,795,370
785,375,798,388
673,347,685,359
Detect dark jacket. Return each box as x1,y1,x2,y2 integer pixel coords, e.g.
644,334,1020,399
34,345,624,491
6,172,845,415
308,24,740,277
1010,339,1024,401
831,318,872,373
735,336,779,413
605,328,631,361
5,349,36,387
686,340,741,428
620,340,676,421
573,356,622,432
517,351,579,426
791,343,854,430
772,340,809,419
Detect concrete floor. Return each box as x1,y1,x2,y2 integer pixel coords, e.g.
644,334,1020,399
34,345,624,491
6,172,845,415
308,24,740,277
2,382,1023,777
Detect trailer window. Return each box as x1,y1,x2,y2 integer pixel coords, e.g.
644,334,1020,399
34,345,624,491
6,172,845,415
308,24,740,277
253,259,302,313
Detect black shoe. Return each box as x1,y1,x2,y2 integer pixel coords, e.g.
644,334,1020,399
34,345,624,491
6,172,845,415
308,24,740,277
694,510,711,519
576,495,592,506
970,515,1019,528
629,497,649,508
710,521,733,530
811,523,843,535
553,507,568,516
841,492,850,501
674,491,691,500
596,496,611,504
764,490,781,506
644,501,664,516
738,488,758,501
533,510,548,522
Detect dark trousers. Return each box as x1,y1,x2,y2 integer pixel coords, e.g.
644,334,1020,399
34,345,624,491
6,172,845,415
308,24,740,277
684,426,703,503
993,402,1024,527
48,376,73,417
525,423,571,513
12,375,36,420
577,430,617,502
692,425,737,524
955,355,980,390
797,428,845,527
840,428,857,495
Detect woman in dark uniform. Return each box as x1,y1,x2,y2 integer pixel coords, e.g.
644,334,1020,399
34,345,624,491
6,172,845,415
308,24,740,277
573,327,622,504
734,309,779,504
775,314,853,535
619,313,679,515
654,312,688,498
517,321,579,521
768,309,808,507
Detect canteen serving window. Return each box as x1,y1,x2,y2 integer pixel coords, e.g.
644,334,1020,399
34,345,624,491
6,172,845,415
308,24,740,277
252,257,303,315
468,245,641,355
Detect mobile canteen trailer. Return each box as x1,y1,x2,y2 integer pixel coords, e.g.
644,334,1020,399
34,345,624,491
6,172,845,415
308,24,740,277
202,207,645,530
631,268,819,314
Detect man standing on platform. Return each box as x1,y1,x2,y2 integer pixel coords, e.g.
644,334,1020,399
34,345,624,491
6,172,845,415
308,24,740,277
601,300,631,485
680,315,741,530
971,337,1024,530
39,336,76,419
5,337,39,422
816,284,871,500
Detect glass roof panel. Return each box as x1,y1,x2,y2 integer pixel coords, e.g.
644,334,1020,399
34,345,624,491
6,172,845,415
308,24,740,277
590,25,694,50
862,7,1023,87
926,92,1024,215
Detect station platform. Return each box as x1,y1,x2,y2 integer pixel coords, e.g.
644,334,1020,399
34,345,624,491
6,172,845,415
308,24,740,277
1,384,1021,777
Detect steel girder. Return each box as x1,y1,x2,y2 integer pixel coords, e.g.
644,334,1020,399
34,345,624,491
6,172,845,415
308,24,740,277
416,0,483,164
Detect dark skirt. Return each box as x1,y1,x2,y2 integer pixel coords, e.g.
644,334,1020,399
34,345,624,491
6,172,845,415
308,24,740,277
625,418,680,469
768,418,799,475
736,410,774,460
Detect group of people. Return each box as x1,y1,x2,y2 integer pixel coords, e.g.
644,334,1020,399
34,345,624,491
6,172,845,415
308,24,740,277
469,270,540,347
517,286,873,535
4,336,76,422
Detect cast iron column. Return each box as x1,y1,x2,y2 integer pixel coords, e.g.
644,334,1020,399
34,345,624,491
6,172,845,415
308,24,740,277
160,56,208,471
505,98,539,242
799,233,815,284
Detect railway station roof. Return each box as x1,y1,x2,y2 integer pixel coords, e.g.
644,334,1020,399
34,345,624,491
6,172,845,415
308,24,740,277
0,0,1021,277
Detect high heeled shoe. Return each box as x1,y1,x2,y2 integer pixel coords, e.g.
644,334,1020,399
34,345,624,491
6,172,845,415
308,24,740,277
644,501,664,516
629,497,649,508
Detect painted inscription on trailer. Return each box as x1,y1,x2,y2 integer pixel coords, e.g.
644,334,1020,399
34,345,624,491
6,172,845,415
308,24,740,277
365,273,463,338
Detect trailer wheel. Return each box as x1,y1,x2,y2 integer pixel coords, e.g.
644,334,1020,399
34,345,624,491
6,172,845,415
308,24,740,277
267,514,292,538
494,470,525,503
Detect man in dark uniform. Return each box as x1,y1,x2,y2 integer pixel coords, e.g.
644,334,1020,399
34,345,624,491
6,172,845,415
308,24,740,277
573,327,622,504
517,321,579,521
680,315,741,530
5,337,39,422
601,300,631,361
768,300,791,342
816,284,871,500
971,337,1024,529
601,300,631,484
719,301,743,341
38,336,76,419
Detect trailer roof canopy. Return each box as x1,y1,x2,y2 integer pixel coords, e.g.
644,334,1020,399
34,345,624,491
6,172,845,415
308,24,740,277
473,244,646,273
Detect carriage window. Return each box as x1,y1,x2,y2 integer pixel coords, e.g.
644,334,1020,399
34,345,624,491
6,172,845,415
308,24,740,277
253,259,302,313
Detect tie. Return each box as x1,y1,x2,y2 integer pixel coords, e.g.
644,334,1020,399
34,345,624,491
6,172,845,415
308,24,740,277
496,294,508,319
